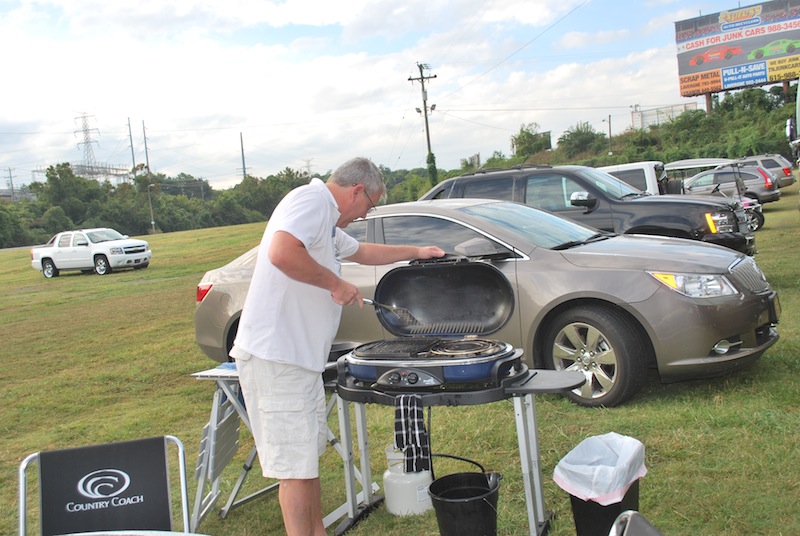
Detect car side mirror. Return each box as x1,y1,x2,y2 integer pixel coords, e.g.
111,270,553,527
570,191,596,208
76,240,88,247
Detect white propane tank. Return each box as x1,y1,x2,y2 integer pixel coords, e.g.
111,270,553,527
383,444,433,515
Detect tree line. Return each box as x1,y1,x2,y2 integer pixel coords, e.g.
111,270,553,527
1,86,795,249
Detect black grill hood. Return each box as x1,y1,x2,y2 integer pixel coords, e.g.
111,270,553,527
372,257,514,338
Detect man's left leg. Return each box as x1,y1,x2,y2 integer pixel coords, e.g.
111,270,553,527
279,477,326,536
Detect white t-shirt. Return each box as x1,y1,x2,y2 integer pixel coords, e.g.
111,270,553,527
230,178,360,372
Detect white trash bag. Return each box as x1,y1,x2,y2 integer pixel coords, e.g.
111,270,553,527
553,432,647,506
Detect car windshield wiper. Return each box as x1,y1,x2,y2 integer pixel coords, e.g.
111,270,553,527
552,232,613,250
620,192,647,199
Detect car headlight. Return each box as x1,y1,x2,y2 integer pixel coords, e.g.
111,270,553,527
707,211,737,233
109,247,124,255
649,272,738,297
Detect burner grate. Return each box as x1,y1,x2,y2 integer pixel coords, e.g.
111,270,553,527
430,339,508,358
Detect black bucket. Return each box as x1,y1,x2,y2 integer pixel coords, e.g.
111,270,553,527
428,472,501,536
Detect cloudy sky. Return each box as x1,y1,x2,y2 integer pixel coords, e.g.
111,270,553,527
0,0,760,189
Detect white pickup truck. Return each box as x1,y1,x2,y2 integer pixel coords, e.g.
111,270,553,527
30,228,152,278
597,161,685,195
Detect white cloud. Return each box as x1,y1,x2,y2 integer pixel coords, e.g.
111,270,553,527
1,0,727,189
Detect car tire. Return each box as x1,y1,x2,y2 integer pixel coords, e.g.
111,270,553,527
747,209,765,231
754,50,764,59
543,305,648,407
42,259,59,279
94,255,111,275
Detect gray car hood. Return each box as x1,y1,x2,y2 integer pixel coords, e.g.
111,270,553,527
560,234,740,273
628,193,739,209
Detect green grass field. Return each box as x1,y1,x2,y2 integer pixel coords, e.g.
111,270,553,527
2,186,799,535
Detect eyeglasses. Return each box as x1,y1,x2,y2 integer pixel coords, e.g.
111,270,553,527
363,191,378,214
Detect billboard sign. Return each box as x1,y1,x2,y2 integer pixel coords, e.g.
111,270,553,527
675,1,800,96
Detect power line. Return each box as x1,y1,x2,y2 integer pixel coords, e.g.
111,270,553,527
439,0,590,101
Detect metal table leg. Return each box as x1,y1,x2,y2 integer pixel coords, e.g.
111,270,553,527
513,393,552,536
333,396,384,535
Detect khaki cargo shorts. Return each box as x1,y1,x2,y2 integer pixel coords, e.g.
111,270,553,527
236,353,328,480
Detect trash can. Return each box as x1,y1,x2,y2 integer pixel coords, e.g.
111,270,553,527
428,471,501,536
553,432,647,536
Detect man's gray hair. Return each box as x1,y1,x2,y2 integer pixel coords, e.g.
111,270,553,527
329,157,386,201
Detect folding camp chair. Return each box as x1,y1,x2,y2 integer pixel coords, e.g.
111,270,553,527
19,435,191,535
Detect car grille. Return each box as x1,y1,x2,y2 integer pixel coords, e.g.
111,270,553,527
729,256,770,294
123,245,147,254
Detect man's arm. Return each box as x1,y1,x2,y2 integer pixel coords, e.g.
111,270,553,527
269,231,360,305
345,242,445,265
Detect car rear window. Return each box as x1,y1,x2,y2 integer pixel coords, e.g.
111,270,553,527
462,177,515,200
760,159,780,170
607,169,647,191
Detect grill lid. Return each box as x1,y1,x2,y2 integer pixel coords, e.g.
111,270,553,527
373,257,514,337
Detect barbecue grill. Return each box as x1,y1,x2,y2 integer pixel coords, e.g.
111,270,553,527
337,257,528,403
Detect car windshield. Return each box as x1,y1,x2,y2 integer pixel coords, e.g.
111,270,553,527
459,201,600,249
573,167,645,199
87,229,125,243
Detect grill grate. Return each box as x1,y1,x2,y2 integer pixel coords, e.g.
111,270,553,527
405,322,487,335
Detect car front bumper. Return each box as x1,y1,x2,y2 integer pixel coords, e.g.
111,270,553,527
109,252,151,268
637,287,779,382
701,231,756,255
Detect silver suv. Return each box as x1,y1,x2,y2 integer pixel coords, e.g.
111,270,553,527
737,154,796,188
685,164,781,204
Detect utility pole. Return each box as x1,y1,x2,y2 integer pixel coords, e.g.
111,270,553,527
142,121,151,174
127,118,136,174
409,62,438,185
240,132,247,181
147,183,156,232
602,114,613,155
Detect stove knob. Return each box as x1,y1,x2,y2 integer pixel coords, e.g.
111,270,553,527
407,372,419,385
388,372,401,384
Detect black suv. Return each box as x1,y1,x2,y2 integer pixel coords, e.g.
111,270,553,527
420,164,755,255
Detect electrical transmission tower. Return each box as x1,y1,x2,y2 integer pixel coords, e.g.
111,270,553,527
75,113,99,176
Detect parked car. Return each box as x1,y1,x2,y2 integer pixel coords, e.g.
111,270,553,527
30,228,151,278
736,154,796,188
684,164,781,204
194,199,780,407
419,164,756,255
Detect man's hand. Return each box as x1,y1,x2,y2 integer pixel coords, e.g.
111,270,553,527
330,277,362,306
416,246,446,259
